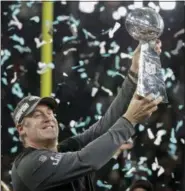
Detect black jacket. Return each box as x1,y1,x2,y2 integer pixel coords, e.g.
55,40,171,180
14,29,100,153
11,76,136,191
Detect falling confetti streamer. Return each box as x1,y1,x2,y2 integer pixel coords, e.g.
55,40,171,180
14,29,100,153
8,15,22,29
1,49,11,66
112,163,119,170
30,16,40,23
109,22,121,38
9,34,25,45
12,83,24,98
96,180,112,189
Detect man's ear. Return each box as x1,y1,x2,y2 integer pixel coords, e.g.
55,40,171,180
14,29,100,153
16,124,26,137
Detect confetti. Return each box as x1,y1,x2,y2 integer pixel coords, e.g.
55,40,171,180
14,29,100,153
13,45,31,53
108,22,121,38
147,128,155,139
82,29,96,39
12,83,24,98
138,124,145,131
30,16,40,23
174,28,185,38
171,40,184,55
11,146,18,153
154,130,166,146
101,86,113,96
112,163,119,170
10,34,25,45
175,120,183,132
10,72,17,83
1,49,11,66
108,41,120,54
99,41,106,55
63,48,77,55
96,180,112,189
2,77,8,85
8,15,22,30
157,166,165,177
91,87,98,97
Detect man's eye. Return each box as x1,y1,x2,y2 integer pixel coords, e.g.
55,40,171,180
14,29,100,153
34,113,41,117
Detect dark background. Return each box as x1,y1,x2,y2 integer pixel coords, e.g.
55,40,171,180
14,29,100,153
1,1,185,191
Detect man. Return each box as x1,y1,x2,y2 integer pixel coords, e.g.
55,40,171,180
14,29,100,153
11,41,162,191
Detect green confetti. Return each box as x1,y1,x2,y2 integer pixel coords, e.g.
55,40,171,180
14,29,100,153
10,34,25,45
11,146,18,153
115,55,120,70
12,83,24,98
77,68,85,72
7,104,14,111
2,77,8,85
96,103,102,115
8,127,16,135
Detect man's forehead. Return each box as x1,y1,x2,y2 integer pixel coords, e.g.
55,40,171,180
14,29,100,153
34,104,53,111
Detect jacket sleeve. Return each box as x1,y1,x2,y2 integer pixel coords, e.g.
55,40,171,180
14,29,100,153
73,76,136,148
13,117,135,191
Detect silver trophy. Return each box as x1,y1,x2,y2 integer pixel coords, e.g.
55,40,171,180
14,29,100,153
125,7,168,103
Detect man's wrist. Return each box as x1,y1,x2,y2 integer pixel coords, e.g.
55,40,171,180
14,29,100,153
122,115,137,127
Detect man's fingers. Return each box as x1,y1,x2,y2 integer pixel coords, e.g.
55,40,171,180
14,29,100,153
143,94,154,102
133,91,143,100
133,43,141,54
147,96,163,109
119,143,133,150
154,39,162,55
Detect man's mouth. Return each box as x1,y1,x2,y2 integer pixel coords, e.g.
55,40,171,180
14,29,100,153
42,125,54,130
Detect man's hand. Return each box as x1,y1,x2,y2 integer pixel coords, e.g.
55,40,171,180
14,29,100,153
123,93,163,124
130,39,162,74
113,142,133,158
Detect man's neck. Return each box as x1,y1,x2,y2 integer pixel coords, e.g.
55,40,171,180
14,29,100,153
25,140,58,152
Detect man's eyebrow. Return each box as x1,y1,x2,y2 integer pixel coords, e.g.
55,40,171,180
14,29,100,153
33,109,42,113
29,109,42,116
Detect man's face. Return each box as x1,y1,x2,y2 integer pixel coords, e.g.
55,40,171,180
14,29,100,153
20,104,59,145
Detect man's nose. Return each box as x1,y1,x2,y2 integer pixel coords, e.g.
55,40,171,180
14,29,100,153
43,113,52,122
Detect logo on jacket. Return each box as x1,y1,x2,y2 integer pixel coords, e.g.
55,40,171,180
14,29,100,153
50,153,62,165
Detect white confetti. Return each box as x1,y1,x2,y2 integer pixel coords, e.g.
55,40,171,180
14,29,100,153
34,37,47,48
154,130,166,145
63,48,77,55
174,28,185,38
55,98,60,104
101,86,113,96
157,166,165,176
30,16,40,23
171,40,184,55
156,122,164,128
147,128,155,139
109,22,121,38
152,162,158,171
63,72,68,77
99,41,106,55
10,72,17,84
69,120,76,128
108,41,120,54
120,52,132,59
180,138,185,144
138,157,147,165
91,87,98,97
